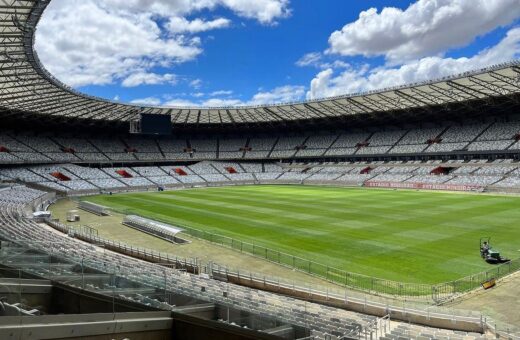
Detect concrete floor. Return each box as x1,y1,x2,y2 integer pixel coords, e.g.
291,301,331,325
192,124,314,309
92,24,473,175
447,271,520,329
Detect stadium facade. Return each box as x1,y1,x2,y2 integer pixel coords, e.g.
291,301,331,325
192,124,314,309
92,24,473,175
0,0,519,339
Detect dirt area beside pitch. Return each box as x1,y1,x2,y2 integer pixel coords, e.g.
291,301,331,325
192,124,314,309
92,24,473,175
446,271,520,328
50,198,349,292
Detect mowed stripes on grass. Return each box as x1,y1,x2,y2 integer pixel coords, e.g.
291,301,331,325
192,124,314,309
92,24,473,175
85,185,520,284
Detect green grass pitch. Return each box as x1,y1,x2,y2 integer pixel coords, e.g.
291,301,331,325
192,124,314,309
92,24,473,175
85,185,520,284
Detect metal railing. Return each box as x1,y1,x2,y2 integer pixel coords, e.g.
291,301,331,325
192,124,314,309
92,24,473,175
41,219,515,334
208,263,484,323
48,208,520,304
120,214,520,302
47,220,200,274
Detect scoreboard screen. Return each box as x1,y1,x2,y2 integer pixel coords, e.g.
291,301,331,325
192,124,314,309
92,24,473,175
139,114,172,135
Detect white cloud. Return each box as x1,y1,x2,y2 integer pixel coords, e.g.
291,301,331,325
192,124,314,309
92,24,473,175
308,27,520,100
130,97,162,105
122,72,177,87
202,98,244,106
36,0,291,88
296,52,322,67
210,90,233,96
189,79,203,89
201,85,304,106
163,98,199,107
249,85,305,105
156,85,304,107
296,52,350,70
102,0,290,24
327,0,520,63
167,17,231,33
320,60,350,69
220,0,290,24
36,0,201,87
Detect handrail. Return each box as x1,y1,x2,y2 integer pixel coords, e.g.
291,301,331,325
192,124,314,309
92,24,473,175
115,210,520,302
47,220,200,274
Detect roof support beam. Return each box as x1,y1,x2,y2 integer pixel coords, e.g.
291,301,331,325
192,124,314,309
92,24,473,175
468,76,509,96
488,71,520,91
447,80,486,100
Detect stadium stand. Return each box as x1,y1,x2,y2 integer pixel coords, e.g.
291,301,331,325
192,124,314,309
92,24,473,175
0,1,519,336
0,185,393,339
2,120,520,165
1,158,516,193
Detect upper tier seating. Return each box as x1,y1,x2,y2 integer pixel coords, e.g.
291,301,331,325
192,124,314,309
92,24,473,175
2,120,520,165
14,135,61,152
477,121,520,141
356,146,392,155
89,138,127,153
440,124,488,142
399,127,444,145
332,133,370,148
274,136,306,150
425,142,468,153
54,137,98,152
0,133,33,151
366,130,406,146
389,144,428,154
303,135,336,149
219,138,247,151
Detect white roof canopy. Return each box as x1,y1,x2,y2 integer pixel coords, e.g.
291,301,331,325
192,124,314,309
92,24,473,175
0,1,519,126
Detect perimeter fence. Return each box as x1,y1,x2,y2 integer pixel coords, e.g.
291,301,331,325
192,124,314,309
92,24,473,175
98,209,520,302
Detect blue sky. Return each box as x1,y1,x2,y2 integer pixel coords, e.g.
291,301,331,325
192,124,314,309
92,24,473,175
35,0,520,107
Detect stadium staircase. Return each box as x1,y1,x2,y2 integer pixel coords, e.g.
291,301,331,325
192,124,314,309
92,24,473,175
435,126,450,140
63,167,102,190
0,146,20,162
241,137,251,158
184,139,192,159
469,122,493,145
386,129,410,154
354,132,375,154
102,169,129,187
121,138,138,159
324,134,341,155
236,162,247,172
506,138,518,150
209,162,225,175
155,139,166,158
86,137,111,160
424,126,450,152
265,136,279,159
11,134,51,161
50,137,76,157
26,169,47,181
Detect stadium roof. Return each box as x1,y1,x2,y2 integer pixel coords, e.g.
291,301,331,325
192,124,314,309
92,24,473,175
1,0,520,127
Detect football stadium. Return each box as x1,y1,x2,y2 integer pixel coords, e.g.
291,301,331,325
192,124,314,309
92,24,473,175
0,0,519,339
